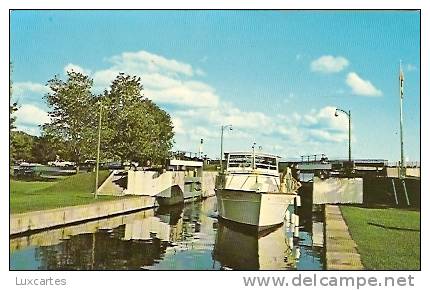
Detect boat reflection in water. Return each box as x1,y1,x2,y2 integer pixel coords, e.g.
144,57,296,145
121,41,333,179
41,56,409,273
10,197,320,270
123,205,184,242
213,218,299,270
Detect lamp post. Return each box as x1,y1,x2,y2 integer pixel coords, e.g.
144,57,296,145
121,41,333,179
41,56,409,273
94,101,103,199
220,124,233,173
399,61,405,179
251,142,257,170
335,108,352,162
199,138,203,159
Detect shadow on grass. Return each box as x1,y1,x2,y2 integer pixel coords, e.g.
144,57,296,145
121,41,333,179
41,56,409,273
367,222,420,232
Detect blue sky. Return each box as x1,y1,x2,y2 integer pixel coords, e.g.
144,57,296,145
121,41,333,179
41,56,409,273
10,10,420,162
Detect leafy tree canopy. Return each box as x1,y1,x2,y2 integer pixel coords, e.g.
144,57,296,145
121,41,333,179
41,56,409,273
43,71,97,164
40,71,174,166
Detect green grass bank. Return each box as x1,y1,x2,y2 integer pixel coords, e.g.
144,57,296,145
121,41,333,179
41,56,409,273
340,206,420,270
10,171,119,214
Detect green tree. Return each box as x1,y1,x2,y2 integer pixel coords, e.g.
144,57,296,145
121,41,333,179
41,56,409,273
31,135,59,164
10,63,18,131
43,71,97,167
104,73,174,164
10,131,35,162
10,63,19,166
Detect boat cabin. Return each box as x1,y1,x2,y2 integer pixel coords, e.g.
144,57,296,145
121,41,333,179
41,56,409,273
226,152,279,176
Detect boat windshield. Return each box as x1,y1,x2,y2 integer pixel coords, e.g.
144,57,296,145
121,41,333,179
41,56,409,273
255,156,277,170
228,154,252,168
228,154,278,171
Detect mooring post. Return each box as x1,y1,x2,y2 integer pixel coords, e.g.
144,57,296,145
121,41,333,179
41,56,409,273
296,195,301,207
402,179,410,206
294,247,301,259
391,178,399,205
285,209,290,223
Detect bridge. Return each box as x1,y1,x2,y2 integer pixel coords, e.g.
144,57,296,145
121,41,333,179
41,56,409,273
280,153,420,179
281,154,420,208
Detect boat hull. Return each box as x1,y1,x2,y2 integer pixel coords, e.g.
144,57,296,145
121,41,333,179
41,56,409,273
216,189,295,230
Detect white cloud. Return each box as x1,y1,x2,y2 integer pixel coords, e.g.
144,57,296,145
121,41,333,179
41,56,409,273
188,126,219,140
222,106,272,130
109,50,195,76
172,117,185,134
145,82,219,108
15,104,50,126
346,72,382,96
312,106,348,131
311,55,349,73
64,63,91,75
172,103,356,158
175,102,272,131
12,49,358,158
308,129,347,143
275,106,350,143
92,68,121,90
13,82,51,96
90,50,219,108
173,102,351,158
140,73,182,89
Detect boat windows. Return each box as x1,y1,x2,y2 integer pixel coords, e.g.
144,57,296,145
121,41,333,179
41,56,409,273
228,154,252,168
255,156,277,170
228,154,277,171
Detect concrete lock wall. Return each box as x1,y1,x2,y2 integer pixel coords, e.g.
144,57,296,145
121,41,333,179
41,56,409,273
10,196,156,235
125,171,185,196
202,171,217,198
125,170,215,197
386,167,420,178
313,177,363,204
10,170,217,235
10,209,156,252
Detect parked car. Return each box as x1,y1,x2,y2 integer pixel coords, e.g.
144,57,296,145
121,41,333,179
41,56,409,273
14,163,43,179
107,161,123,170
79,160,96,172
48,160,76,167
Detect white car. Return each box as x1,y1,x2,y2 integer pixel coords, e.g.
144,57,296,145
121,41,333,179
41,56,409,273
48,160,76,167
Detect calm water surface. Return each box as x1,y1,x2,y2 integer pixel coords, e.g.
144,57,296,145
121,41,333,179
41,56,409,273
10,197,323,270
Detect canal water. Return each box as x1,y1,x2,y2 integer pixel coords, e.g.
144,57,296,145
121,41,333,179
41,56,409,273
10,197,323,270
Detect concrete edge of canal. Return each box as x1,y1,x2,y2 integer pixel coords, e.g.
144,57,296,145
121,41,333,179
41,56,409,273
10,196,157,235
324,205,364,270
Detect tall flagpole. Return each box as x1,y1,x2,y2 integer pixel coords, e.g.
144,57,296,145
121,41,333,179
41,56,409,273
399,60,405,178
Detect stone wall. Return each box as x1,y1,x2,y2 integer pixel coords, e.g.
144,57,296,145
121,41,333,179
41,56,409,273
313,177,363,204
202,171,217,198
125,171,185,196
10,196,156,235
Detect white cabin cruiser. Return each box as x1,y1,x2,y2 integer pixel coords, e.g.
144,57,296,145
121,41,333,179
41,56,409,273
215,151,301,230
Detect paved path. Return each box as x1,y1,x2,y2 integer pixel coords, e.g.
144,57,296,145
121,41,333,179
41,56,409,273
325,205,364,270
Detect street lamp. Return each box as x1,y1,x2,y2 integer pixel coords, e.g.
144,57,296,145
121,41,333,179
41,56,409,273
334,108,352,162
251,142,257,170
94,100,103,199
220,124,233,173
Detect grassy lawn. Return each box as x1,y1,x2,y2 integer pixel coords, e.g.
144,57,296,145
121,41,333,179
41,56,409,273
341,206,420,270
10,171,121,214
